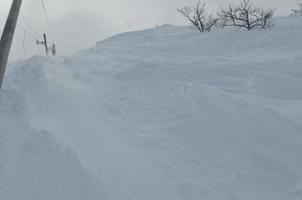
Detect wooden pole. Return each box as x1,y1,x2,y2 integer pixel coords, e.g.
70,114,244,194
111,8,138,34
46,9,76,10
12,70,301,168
43,33,49,56
0,0,23,89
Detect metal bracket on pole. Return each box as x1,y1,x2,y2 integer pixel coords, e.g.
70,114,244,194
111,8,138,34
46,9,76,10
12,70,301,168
0,0,23,90
49,43,56,56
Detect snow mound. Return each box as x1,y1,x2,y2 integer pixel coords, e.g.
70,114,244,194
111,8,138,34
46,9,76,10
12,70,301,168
1,16,302,200
0,90,99,200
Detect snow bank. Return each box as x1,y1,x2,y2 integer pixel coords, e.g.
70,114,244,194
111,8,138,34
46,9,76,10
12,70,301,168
0,90,99,199
1,16,302,200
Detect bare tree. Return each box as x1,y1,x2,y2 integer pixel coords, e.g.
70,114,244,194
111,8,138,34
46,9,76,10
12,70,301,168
218,0,274,30
292,1,302,16
177,1,218,32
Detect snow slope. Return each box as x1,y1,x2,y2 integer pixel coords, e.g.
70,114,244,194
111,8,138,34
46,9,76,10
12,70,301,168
1,16,302,200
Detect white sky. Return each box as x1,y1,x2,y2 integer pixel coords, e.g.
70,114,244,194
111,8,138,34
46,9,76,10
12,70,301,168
0,0,299,60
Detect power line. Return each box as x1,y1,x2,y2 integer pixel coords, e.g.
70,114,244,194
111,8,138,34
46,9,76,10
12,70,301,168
41,0,54,42
22,30,27,56
0,10,36,40
1,1,57,58
1,9,37,58
20,11,39,38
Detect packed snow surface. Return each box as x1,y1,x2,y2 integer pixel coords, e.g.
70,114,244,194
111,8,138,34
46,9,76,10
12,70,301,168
1,17,302,200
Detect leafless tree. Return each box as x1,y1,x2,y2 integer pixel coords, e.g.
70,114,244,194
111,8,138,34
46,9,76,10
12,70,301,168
218,0,274,30
177,1,218,32
292,1,302,16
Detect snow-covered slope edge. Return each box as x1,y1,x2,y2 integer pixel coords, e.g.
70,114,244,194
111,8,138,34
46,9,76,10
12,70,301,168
1,16,302,200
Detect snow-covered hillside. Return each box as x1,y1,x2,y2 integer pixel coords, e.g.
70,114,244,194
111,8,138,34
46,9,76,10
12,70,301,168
1,16,302,200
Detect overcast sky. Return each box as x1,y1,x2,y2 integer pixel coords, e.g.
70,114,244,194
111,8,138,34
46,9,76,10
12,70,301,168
0,0,299,60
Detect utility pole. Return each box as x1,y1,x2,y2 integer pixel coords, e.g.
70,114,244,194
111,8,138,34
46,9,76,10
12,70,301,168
0,0,23,90
37,33,49,56
37,33,56,56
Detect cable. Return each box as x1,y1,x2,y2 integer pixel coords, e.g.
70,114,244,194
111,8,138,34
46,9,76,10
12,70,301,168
22,31,27,57
1,9,36,58
41,0,54,42
0,10,36,40
20,11,39,38
16,23,36,40
1,3,57,58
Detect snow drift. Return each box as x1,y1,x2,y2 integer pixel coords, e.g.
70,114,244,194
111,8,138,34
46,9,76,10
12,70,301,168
1,16,302,200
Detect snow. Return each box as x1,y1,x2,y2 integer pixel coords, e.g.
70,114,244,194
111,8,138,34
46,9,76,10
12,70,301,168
1,16,302,200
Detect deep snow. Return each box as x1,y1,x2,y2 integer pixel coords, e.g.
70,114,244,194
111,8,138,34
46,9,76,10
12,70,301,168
1,16,302,200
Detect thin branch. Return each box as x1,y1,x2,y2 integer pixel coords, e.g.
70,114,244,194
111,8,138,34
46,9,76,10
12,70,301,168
218,0,274,30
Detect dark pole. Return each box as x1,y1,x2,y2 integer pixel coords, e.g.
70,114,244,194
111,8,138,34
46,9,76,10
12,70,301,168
0,0,23,89
43,33,48,56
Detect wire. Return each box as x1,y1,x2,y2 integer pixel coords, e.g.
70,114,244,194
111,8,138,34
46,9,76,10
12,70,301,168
20,11,39,38
0,10,36,40
22,31,28,57
1,2,57,58
41,0,54,42
0,9,36,58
